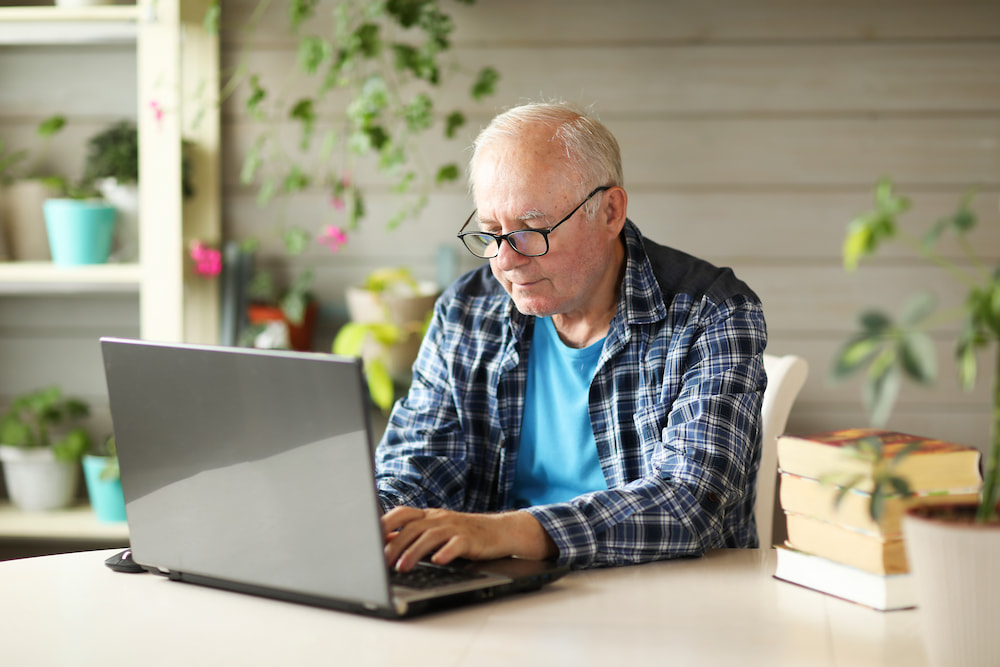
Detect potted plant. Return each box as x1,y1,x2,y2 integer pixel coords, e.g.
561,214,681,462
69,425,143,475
42,178,118,267
243,265,319,352
832,179,999,666
82,119,140,261
0,386,92,512
82,435,126,523
0,115,66,261
334,267,438,412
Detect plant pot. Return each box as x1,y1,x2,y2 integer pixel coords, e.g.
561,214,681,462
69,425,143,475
0,180,59,261
345,282,438,382
246,300,318,352
96,178,139,262
43,198,117,266
0,445,80,512
82,454,126,523
902,504,1000,667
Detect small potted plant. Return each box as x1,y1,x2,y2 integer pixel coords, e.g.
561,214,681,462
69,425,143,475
334,267,438,412
82,120,139,261
42,177,118,267
244,265,319,352
82,435,125,523
0,115,66,261
0,386,92,512
833,179,999,666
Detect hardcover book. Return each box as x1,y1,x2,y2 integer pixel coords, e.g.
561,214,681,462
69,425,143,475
776,428,982,493
773,546,915,612
778,472,981,538
784,512,907,575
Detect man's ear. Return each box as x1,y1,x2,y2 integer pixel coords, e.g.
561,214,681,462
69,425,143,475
603,186,628,235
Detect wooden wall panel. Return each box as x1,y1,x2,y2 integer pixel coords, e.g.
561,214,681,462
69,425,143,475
1,1,996,467
211,0,1000,457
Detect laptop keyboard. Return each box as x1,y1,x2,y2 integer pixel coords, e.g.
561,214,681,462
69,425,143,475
390,562,489,590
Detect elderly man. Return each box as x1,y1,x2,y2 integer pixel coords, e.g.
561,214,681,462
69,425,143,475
378,102,767,571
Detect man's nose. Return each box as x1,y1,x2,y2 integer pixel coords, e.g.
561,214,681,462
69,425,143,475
493,237,528,270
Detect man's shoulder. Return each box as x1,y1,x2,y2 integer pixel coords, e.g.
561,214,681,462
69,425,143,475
631,223,760,307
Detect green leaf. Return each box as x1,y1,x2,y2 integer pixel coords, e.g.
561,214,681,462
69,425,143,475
282,227,311,255
900,292,935,327
365,358,395,413
37,115,66,138
53,428,91,462
280,289,307,325
831,334,881,380
282,165,311,194
240,140,263,185
297,36,331,74
289,99,316,149
404,93,434,132
471,67,500,101
436,163,460,184
246,75,267,119
333,322,369,356
256,178,277,207
899,330,937,384
202,1,220,34
444,111,465,139
289,0,319,29
865,361,901,428
859,310,893,334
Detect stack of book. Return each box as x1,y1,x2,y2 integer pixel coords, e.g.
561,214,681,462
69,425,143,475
772,428,982,611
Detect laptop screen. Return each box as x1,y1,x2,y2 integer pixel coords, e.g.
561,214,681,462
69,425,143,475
101,339,393,609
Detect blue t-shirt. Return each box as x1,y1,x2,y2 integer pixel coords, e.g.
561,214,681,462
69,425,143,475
512,316,608,507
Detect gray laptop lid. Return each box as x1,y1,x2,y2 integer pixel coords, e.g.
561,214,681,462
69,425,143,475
101,338,395,612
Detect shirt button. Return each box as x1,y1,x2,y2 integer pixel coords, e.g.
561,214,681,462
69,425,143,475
707,492,719,504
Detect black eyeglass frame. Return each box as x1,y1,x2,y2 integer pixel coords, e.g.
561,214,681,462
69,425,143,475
456,185,612,259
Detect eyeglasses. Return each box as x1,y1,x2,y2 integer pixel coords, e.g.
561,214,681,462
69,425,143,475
457,186,611,259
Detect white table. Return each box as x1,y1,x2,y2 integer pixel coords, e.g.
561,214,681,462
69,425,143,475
0,548,927,666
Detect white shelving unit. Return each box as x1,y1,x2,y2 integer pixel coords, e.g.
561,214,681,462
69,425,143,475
0,1,219,553
0,0,219,343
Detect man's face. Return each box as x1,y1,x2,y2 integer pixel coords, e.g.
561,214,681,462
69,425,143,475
472,136,616,319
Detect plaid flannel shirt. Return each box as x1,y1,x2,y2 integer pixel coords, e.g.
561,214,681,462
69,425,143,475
376,220,768,568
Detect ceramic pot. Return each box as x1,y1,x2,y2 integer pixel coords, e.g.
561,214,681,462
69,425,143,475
345,283,439,383
43,198,117,266
82,454,126,523
96,178,139,262
902,504,1000,667
0,445,79,512
0,180,59,261
246,300,318,352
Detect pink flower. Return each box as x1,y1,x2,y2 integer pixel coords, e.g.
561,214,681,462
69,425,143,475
189,241,222,277
149,99,164,125
317,225,348,253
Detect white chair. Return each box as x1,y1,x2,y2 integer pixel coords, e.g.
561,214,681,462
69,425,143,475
756,353,809,548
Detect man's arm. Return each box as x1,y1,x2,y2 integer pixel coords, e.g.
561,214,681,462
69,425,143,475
523,300,767,568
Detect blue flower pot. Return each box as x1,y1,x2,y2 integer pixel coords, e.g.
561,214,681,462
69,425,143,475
82,454,127,523
43,199,117,266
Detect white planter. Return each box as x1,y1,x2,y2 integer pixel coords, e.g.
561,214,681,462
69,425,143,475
0,445,80,512
96,178,139,262
345,282,439,382
902,506,1000,667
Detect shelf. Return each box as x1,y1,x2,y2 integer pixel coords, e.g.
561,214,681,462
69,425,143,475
0,262,141,294
0,4,141,45
0,502,128,541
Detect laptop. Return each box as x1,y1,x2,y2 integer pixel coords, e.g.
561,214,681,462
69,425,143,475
99,337,569,618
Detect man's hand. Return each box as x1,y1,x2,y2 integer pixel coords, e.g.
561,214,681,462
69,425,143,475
381,507,558,572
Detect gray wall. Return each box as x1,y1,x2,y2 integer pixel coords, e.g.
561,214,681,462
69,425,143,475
219,0,1000,451
1,2,998,510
